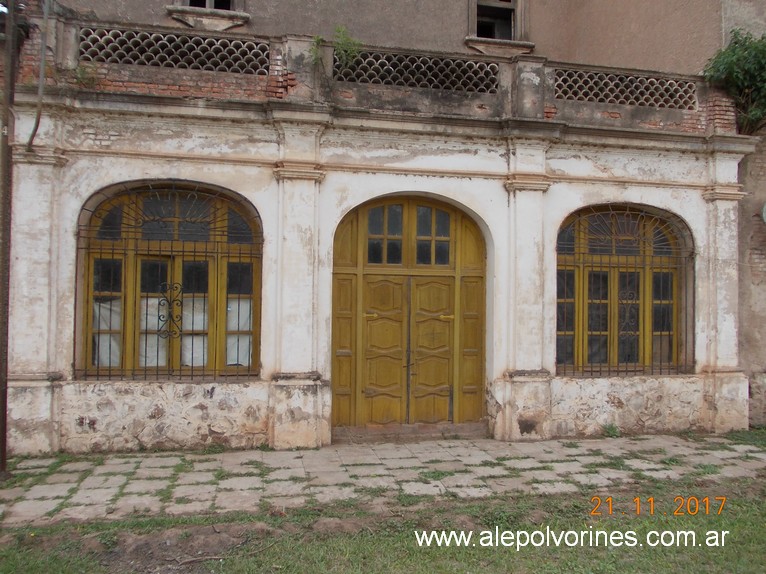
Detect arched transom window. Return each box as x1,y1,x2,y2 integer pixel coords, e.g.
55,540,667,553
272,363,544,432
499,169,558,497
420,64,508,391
78,184,262,379
556,205,693,376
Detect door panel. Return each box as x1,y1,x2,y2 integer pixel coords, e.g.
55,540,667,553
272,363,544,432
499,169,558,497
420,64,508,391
410,277,454,423
362,276,407,424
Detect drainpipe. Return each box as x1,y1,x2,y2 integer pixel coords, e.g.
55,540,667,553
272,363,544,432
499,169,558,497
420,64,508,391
0,0,17,480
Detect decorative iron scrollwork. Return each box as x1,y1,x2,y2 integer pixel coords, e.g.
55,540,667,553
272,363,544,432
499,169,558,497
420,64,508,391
157,282,183,339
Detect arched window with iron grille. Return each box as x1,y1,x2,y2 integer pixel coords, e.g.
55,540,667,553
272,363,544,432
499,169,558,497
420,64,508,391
77,182,263,380
556,205,694,376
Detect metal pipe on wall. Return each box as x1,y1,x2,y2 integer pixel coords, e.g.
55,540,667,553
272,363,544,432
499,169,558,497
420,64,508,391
0,0,16,479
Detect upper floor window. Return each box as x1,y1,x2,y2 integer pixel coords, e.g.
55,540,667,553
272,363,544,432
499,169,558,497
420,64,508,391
477,0,516,40
188,0,234,9
556,206,694,377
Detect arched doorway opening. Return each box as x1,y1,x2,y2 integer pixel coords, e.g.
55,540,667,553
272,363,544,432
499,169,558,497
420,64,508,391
332,197,486,427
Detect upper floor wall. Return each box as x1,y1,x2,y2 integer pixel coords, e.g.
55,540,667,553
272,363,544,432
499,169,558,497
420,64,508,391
52,0,764,74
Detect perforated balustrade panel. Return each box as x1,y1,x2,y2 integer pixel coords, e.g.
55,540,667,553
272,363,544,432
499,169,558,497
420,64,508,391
334,51,499,94
79,28,270,75
554,69,698,110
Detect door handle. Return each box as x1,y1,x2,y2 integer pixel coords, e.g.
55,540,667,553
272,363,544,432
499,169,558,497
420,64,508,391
364,312,379,319
439,314,454,320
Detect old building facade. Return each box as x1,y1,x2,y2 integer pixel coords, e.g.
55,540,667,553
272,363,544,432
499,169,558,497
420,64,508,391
2,0,761,453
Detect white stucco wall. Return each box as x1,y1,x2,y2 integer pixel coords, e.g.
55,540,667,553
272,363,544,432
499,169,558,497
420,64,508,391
5,100,752,453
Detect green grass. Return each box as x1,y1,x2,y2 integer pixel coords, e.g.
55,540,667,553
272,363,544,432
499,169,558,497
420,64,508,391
1,476,765,573
726,428,766,449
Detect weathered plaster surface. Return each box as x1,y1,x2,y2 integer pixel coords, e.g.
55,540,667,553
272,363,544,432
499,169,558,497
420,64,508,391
490,374,748,442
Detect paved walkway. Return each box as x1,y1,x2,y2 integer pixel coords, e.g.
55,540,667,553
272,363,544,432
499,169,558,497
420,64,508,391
1,434,765,526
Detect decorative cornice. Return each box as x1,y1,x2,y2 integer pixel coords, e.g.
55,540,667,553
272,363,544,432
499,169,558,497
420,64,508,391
14,149,68,167
702,184,748,202
505,173,550,194
273,161,325,182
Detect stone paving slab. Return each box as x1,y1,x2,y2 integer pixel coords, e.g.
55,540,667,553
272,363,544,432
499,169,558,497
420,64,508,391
1,434,765,526
123,479,171,494
69,487,120,505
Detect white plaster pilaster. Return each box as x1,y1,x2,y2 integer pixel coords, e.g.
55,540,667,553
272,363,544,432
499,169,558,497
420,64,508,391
9,150,67,376
506,170,550,372
273,161,325,375
700,184,747,370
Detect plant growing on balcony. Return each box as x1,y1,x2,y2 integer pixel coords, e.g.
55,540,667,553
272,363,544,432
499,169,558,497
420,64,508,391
704,29,766,135
311,25,361,69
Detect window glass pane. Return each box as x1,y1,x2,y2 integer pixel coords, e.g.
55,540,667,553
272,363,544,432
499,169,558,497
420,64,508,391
557,224,575,254
228,209,253,244
97,206,123,240
367,239,383,263
141,220,173,241
652,334,673,363
140,260,168,293
181,335,207,366
182,297,209,330
416,240,431,264
227,335,252,366
387,205,402,236
653,272,673,301
417,206,432,236
588,271,608,300
587,335,608,363
387,240,402,264
588,302,608,332
435,241,450,265
214,0,232,9
557,302,574,331
227,298,252,330
653,303,673,332
435,210,450,238
368,207,384,235
93,259,122,293
178,220,210,241
653,227,673,255
588,217,612,254
92,333,120,367
618,335,639,363
139,334,167,367
228,263,253,294
557,269,574,299
556,335,574,365
614,215,640,255
93,296,121,330
143,195,174,219
183,261,208,294
618,272,640,301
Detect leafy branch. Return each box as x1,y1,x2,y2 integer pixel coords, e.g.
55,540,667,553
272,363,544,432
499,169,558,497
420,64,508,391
704,29,766,135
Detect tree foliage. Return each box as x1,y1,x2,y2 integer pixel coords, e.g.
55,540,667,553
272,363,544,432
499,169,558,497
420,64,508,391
704,29,766,135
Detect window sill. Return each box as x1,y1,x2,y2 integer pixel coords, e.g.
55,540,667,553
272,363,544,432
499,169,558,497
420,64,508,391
165,5,250,32
464,36,534,57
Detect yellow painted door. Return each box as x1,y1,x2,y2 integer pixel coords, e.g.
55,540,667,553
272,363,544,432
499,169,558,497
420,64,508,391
332,198,485,427
410,277,454,423
360,275,454,425
362,275,407,425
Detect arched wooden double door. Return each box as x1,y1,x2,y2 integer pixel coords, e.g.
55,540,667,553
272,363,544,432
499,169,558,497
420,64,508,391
332,198,485,427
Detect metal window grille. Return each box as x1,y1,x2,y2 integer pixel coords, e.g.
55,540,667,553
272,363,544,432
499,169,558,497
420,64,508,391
78,183,263,380
556,205,694,376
